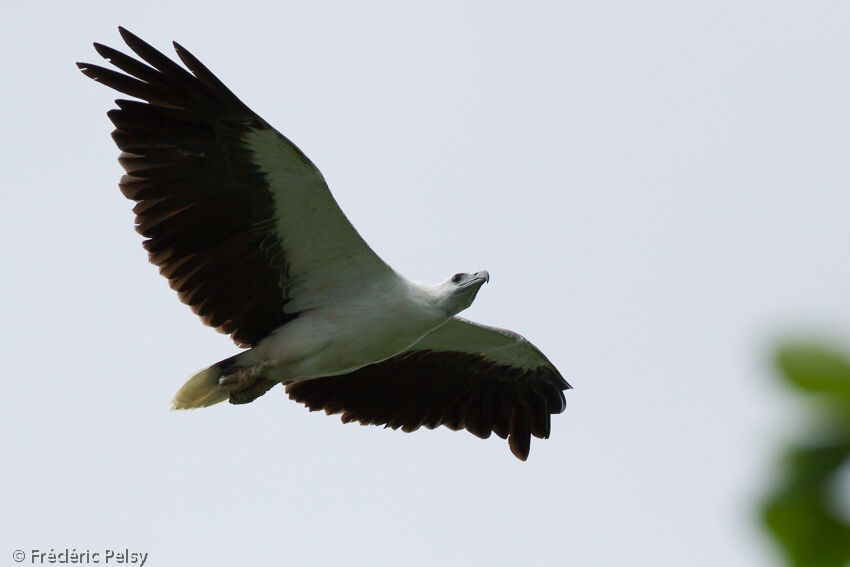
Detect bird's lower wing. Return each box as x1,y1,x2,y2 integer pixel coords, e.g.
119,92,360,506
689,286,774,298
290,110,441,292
285,317,570,460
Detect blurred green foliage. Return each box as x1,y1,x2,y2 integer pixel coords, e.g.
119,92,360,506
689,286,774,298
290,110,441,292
763,344,850,567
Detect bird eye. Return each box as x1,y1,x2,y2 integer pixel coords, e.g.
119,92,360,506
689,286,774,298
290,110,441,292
451,273,464,284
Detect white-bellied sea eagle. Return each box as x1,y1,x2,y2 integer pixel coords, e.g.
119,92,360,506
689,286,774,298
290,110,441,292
78,28,570,460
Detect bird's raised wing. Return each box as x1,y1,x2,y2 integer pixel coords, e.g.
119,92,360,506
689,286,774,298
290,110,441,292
78,28,393,347
285,317,570,460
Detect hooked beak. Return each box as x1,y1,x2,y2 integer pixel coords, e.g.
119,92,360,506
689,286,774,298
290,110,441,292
473,270,490,284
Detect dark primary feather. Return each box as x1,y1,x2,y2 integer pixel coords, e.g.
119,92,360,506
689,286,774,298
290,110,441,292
285,350,570,461
78,27,295,346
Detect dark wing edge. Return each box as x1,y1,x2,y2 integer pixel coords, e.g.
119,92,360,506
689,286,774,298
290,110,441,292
285,347,570,461
78,27,294,347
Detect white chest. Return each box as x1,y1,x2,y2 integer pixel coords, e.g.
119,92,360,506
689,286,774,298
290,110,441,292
257,278,448,380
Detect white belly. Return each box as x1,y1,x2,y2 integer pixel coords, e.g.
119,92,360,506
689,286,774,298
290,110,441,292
252,287,447,381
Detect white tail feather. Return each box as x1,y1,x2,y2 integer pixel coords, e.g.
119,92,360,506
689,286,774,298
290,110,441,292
172,366,229,410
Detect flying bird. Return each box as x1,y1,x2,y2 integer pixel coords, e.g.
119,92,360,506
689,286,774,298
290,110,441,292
78,28,570,460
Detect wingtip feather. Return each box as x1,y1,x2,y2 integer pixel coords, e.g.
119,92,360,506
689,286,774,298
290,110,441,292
509,438,530,461
92,42,110,58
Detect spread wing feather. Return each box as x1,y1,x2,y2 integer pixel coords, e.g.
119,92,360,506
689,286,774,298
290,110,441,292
79,28,391,346
286,318,570,460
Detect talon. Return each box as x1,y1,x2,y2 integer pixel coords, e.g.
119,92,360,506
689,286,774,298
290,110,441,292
216,362,271,393
229,378,278,405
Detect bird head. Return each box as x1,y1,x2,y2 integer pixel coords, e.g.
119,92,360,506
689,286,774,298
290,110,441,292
438,270,490,316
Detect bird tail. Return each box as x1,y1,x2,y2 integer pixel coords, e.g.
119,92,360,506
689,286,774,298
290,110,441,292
171,357,235,410
171,354,279,409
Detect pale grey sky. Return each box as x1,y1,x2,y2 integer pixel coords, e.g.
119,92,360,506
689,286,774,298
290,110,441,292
2,2,849,566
